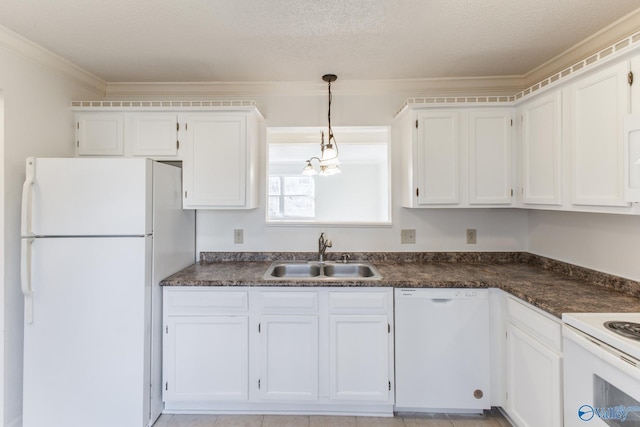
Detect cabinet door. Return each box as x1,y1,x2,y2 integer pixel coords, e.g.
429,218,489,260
258,315,319,401
76,113,124,156
127,113,179,157
632,55,640,114
567,61,630,207
415,111,460,204
468,110,513,205
521,92,563,205
506,323,562,427
329,315,390,402
183,114,249,208
163,316,249,401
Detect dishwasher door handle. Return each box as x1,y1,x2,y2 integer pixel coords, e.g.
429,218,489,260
431,298,453,303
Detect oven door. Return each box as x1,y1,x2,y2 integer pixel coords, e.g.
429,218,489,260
563,325,640,427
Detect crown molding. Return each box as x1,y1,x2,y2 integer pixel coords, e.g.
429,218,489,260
104,75,525,98
0,24,106,95
524,7,640,86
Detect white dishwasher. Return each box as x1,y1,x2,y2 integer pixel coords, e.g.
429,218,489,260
394,288,491,412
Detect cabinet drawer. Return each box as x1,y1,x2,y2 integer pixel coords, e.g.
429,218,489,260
165,288,249,314
258,291,319,311
328,291,390,312
507,296,561,351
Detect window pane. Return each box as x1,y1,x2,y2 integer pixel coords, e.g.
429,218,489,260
284,176,314,196
268,176,281,195
284,196,314,217
268,196,282,217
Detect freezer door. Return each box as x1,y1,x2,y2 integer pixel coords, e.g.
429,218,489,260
25,157,152,236
22,236,152,427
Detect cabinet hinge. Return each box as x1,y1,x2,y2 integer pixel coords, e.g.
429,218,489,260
184,191,187,199
389,381,391,391
165,382,168,391
629,71,634,86
258,323,261,333
416,188,419,197
415,119,418,129
258,379,261,389
76,122,79,129
76,140,79,148
388,323,391,333
510,189,513,197
176,140,180,150
185,123,188,131
177,122,180,131
165,325,168,334
510,119,513,127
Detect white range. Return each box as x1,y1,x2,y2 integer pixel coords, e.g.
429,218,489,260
562,312,640,427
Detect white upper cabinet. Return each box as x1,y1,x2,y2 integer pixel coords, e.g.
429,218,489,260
126,113,179,157
76,113,124,156
415,110,460,205
521,92,563,205
468,109,513,205
76,112,181,158
399,107,513,208
565,61,630,207
182,112,260,209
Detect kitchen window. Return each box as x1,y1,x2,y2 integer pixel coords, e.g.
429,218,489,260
268,175,315,219
267,126,391,225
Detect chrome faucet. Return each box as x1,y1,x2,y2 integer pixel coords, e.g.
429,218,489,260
318,232,332,263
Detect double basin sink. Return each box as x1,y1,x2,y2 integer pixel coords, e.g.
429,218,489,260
263,261,382,281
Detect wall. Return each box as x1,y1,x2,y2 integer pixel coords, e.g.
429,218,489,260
0,28,104,426
195,92,529,254
528,210,640,281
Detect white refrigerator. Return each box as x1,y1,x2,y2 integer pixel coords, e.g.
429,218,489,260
20,157,195,427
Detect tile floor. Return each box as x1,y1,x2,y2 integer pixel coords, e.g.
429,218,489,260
153,409,512,427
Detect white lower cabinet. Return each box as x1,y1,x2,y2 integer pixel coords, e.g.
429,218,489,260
163,316,249,402
505,296,563,427
163,286,394,415
258,315,319,400
329,315,390,401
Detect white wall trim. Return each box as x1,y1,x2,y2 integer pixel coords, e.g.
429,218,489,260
0,24,106,96
103,76,525,99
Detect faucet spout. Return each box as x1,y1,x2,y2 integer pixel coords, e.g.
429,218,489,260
318,232,332,263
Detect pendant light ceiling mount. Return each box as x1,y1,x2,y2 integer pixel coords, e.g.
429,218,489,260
322,74,337,83
302,74,341,176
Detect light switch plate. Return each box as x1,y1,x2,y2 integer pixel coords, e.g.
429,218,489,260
234,229,244,244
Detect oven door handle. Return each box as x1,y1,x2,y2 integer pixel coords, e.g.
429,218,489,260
563,325,640,378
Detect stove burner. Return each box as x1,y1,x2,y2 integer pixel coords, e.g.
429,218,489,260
604,321,640,341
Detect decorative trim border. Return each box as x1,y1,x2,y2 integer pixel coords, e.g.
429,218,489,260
395,28,640,115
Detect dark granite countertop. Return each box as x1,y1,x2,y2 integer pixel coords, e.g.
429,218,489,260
161,252,640,319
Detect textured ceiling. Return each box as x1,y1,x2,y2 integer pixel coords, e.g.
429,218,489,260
0,0,639,83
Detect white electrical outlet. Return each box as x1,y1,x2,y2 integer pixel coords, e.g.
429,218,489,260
466,229,477,244
234,229,244,244
401,229,416,244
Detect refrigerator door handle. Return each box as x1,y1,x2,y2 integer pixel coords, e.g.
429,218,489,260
21,237,35,324
21,157,36,237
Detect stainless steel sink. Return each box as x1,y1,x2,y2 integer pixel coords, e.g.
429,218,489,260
263,261,381,280
322,263,378,278
268,262,321,278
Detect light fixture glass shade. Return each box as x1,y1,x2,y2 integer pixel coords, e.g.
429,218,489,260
320,165,341,176
320,143,339,166
302,161,318,175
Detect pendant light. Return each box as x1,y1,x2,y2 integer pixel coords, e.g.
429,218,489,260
302,74,341,176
